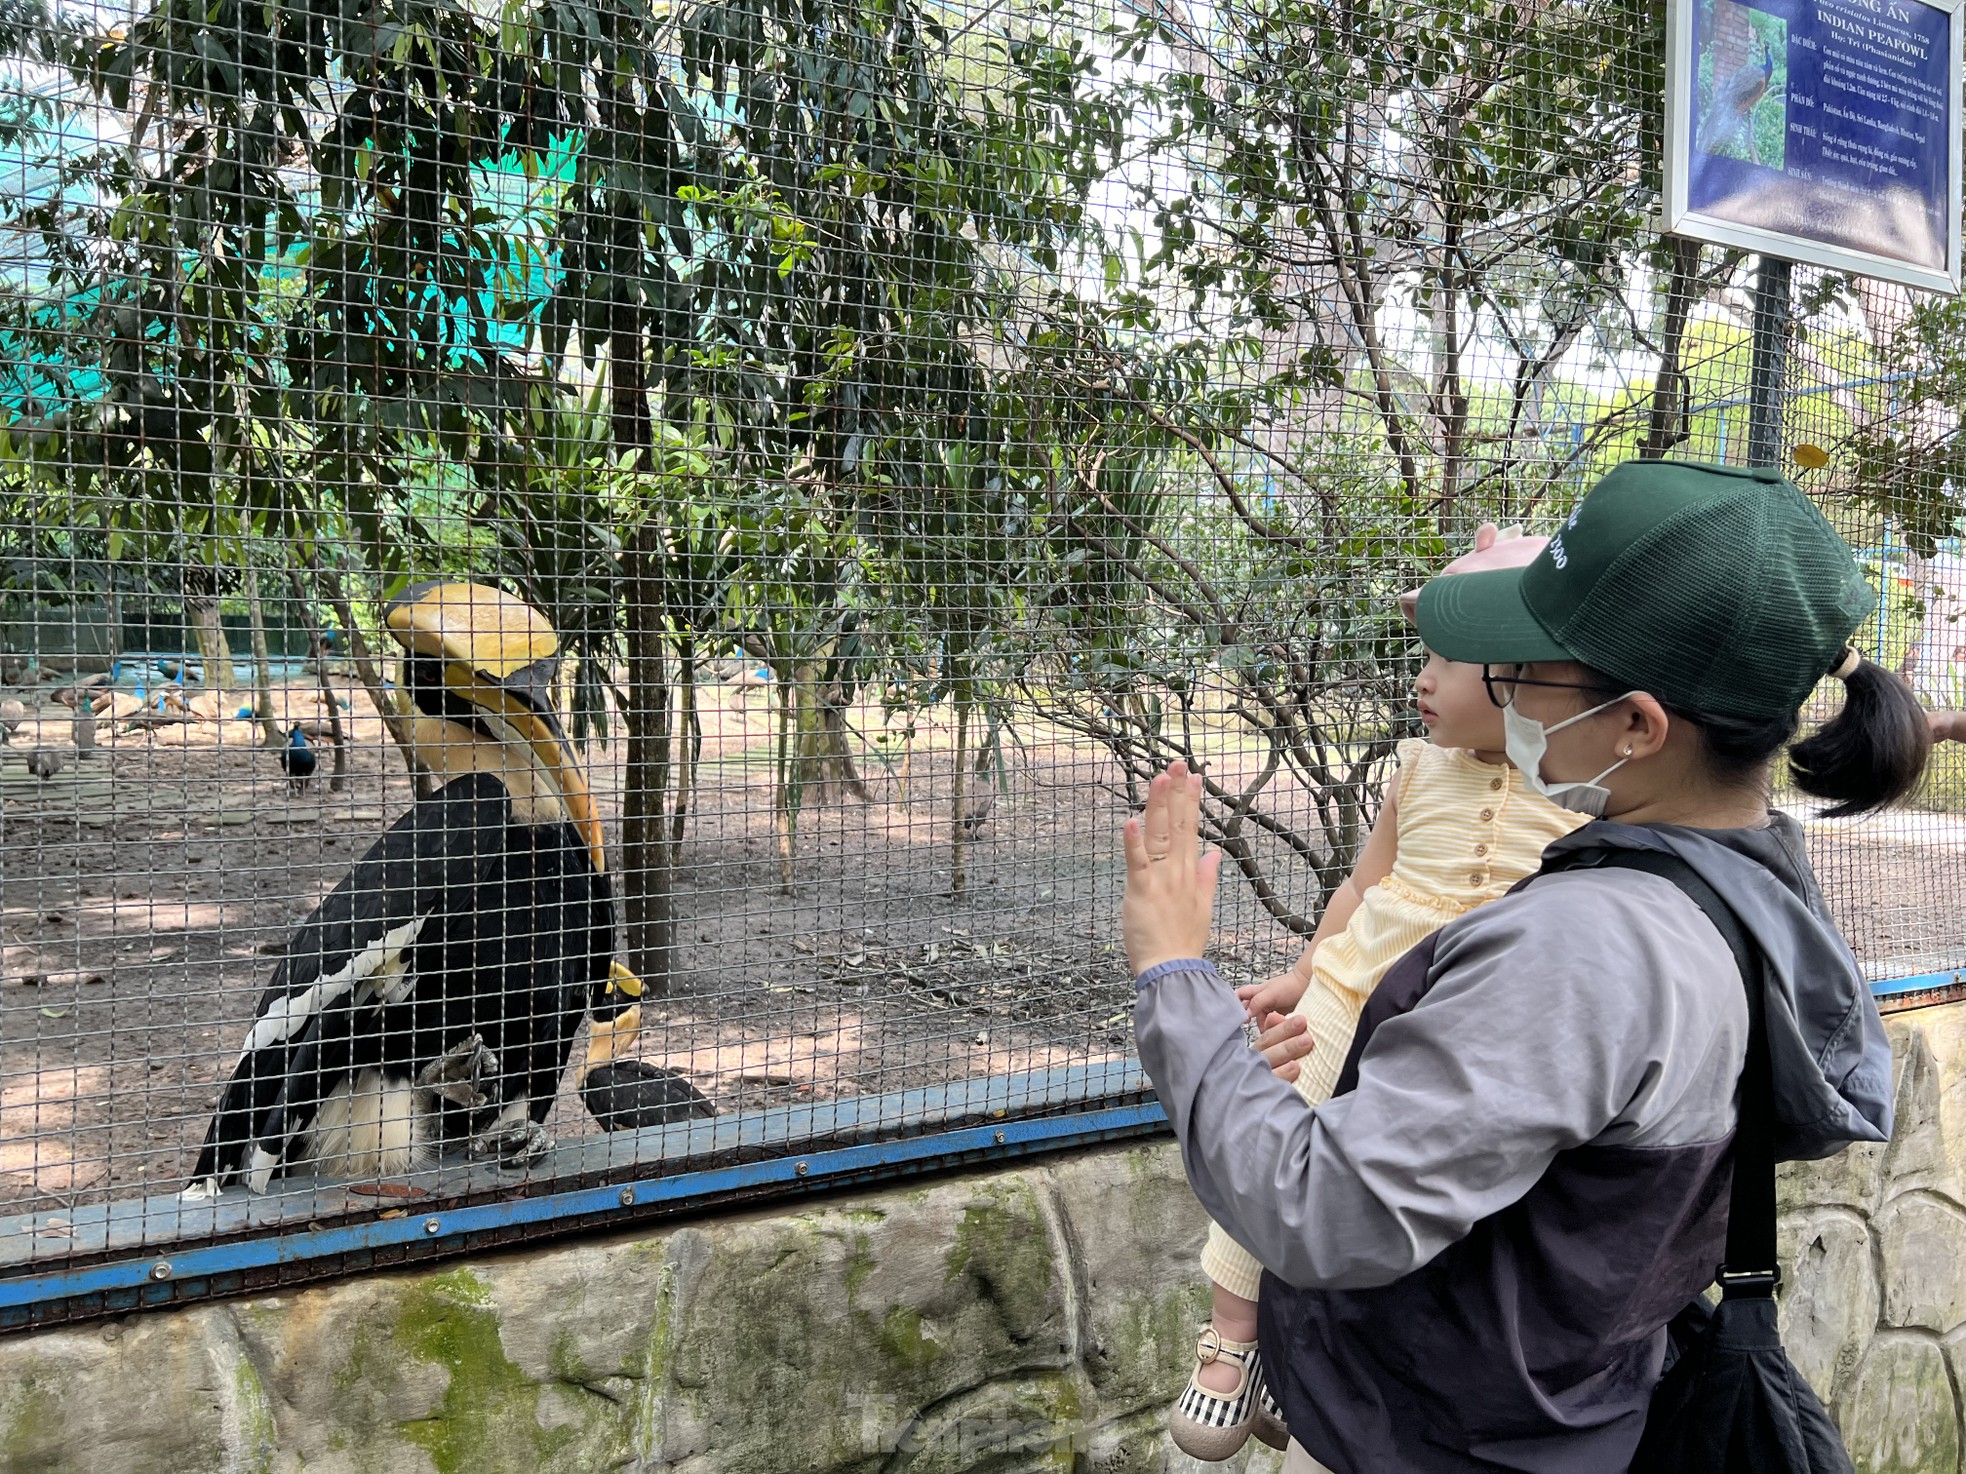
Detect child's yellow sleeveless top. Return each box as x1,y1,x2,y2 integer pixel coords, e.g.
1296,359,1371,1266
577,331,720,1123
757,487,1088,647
1307,738,1588,1014
1283,740,1587,1108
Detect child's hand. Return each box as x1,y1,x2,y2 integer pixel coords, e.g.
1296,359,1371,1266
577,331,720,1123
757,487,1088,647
1236,954,1313,1022
1251,1010,1315,1083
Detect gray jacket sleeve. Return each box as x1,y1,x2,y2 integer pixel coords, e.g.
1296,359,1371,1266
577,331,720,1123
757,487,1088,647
1134,870,1746,1290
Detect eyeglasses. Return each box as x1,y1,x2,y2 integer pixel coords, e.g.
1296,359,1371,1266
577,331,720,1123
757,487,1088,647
1480,664,1620,710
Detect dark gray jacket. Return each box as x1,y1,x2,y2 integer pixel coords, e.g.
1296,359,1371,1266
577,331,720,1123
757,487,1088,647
1134,817,1891,1472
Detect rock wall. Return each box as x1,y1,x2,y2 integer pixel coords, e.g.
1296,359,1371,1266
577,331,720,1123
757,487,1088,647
1778,998,1966,1474
2,1144,1237,1474
4,997,1965,1474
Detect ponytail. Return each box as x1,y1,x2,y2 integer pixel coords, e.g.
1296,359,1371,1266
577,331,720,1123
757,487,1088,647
1788,653,1933,818
1576,648,1931,818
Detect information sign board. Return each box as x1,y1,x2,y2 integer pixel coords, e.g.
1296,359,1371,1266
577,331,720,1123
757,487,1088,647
1665,0,1963,292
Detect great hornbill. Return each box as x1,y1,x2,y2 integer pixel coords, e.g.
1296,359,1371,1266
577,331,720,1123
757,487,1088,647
185,582,657,1197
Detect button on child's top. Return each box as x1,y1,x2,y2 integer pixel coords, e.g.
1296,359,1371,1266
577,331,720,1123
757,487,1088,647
1303,741,1589,1021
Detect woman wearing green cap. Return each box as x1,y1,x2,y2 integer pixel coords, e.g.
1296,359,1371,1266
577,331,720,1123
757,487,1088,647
1122,460,1932,1473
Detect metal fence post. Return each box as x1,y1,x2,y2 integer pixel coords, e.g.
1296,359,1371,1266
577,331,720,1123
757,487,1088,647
1747,255,1794,469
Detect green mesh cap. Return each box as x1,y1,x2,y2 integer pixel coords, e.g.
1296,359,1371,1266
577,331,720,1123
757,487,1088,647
1416,460,1875,719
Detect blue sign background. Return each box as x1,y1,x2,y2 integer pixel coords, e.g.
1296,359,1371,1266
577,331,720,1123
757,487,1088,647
1688,0,1952,272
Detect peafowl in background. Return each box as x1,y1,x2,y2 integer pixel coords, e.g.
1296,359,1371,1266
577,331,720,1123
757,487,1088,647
278,725,318,796
1698,39,1778,163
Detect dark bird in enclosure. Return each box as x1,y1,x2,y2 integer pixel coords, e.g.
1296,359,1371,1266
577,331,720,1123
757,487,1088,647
0,652,26,685
0,698,25,743
278,725,318,796
185,582,648,1197
120,706,195,734
580,1061,716,1131
25,747,64,780
52,673,109,708
1697,41,1777,162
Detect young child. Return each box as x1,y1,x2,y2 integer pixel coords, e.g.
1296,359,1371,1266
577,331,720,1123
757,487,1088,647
1168,527,1590,1460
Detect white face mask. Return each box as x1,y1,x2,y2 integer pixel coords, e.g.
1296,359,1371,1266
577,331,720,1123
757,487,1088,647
1501,693,1638,817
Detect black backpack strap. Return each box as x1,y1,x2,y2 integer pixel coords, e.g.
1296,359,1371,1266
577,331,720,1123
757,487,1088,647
1543,847,1778,1294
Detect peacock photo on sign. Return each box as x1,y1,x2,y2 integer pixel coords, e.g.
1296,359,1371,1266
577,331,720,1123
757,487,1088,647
1698,0,1790,170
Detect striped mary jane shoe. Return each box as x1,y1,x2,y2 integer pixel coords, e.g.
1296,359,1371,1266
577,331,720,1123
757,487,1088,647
1252,1359,1289,1450
1168,1326,1273,1461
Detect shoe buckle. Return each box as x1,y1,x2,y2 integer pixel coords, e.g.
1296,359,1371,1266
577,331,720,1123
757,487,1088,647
1196,1325,1223,1366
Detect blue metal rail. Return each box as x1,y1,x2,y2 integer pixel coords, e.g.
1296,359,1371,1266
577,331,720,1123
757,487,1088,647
0,1100,1169,1332
0,1062,1170,1333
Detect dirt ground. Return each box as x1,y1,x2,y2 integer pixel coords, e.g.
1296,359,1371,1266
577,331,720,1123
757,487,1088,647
2,668,1962,1219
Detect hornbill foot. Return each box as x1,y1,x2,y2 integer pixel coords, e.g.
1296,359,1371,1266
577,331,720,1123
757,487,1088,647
415,1034,500,1110
467,1119,551,1170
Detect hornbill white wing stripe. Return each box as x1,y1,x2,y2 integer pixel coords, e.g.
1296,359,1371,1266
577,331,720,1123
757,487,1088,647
246,1147,281,1197
236,916,430,1060
352,945,422,1009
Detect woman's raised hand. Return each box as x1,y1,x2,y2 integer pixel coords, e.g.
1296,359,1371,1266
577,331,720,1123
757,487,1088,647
1121,759,1222,975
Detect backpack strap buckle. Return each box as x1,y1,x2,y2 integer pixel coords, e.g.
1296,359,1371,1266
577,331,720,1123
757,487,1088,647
1717,1264,1781,1298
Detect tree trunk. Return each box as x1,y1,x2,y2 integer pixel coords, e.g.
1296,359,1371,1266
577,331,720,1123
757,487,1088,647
186,596,233,705
815,703,870,800
97,505,123,680
1643,237,1704,458
672,639,699,847
104,582,122,679
621,525,676,995
790,651,872,807
244,568,280,747
286,567,349,791
310,561,435,797
774,674,797,895
950,699,970,896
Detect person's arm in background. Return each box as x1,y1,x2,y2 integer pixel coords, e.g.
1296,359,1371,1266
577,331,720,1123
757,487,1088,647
1931,711,1965,744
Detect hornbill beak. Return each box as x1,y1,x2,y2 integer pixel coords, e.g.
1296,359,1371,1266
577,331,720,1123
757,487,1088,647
384,581,606,864
383,582,648,1069
585,964,644,1067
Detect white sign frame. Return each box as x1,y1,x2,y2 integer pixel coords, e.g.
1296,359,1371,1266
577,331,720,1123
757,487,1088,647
1664,0,1965,293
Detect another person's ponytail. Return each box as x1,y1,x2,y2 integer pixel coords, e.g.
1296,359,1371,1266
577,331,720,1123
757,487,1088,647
1787,651,1932,818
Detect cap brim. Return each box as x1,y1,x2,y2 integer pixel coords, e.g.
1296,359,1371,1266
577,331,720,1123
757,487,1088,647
1415,567,1572,665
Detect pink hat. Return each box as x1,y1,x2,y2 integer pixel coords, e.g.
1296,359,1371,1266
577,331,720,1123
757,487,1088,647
1399,524,1549,624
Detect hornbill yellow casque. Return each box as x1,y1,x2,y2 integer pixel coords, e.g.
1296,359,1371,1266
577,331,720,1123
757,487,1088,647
185,582,666,1198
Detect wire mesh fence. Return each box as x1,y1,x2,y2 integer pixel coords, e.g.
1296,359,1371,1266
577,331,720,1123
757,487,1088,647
0,0,1963,1305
